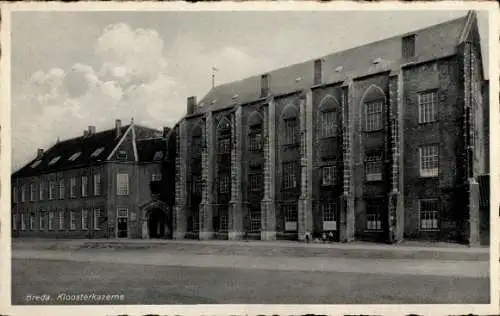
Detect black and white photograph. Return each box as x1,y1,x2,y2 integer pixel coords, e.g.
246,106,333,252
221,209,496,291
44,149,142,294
1,2,499,315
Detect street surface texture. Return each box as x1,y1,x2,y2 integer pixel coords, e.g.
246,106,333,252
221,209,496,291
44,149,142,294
11,239,490,304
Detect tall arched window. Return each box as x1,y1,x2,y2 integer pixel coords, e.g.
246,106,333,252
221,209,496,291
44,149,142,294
248,111,263,152
361,85,386,132
281,103,299,145
318,95,340,138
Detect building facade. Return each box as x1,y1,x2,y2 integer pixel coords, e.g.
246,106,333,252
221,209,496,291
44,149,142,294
11,120,172,239
169,12,490,244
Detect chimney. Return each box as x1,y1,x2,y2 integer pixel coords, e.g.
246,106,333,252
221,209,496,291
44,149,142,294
88,125,96,135
36,148,44,158
163,126,170,138
260,74,270,97
83,130,89,137
187,96,197,115
314,59,323,85
115,119,122,138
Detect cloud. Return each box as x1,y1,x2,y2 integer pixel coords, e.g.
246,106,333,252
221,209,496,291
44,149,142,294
12,22,183,171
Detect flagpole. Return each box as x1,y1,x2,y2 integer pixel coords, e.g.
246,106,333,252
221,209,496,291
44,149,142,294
211,66,218,88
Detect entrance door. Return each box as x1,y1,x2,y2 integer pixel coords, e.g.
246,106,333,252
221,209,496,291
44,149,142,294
117,208,128,238
148,208,166,238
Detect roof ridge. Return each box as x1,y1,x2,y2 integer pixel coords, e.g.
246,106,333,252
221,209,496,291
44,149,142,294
50,123,132,147
204,13,469,97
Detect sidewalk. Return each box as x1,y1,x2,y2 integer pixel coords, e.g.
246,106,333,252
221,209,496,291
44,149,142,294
12,238,489,261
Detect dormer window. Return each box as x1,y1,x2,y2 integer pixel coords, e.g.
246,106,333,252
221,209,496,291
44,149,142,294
30,160,42,168
402,34,416,58
117,150,128,161
48,156,61,166
68,152,81,162
153,151,164,161
90,147,104,158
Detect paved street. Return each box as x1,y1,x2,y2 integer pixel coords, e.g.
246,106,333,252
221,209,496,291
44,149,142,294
11,239,490,304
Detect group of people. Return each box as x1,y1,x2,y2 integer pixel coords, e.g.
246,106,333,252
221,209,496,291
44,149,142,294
304,231,335,243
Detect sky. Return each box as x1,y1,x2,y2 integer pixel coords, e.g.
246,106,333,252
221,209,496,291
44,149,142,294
10,9,491,171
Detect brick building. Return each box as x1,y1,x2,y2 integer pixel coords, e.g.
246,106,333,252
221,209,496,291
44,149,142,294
11,119,172,239
169,11,490,244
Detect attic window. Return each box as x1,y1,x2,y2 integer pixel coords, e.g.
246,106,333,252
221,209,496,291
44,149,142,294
232,94,239,100
91,147,104,158
48,156,61,166
210,100,217,105
295,77,302,83
30,160,42,168
68,152,81,161
153,151,164,161
198,102,205,108
372,58,382,64
335,66,343,72
402,34,416,58
117,150,127,161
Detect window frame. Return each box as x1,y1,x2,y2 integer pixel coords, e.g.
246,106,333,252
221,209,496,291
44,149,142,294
283,204,298,232
365,152,384,182
322,201,338,231
93,209,101,230
116,173,130,196
320,110,338,138
59,210,65,230
283,117,298,145
418,90,438,124
70,177,77,198
365,199,383,231
364,100,384,132
30,183,36,202
402,34,416,58
48,211,55,230
70,211,76,230
93,174,101,196
249,173,263,192
419,144,439,178
81,176,89,197
321,165,337,186
282,161,298,189
58,179,65,199
82,209,89,230
419,198,440,231
218,173,231,194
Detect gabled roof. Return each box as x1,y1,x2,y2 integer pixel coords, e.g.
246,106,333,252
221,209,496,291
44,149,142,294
13,124,164,178
195,13,471,114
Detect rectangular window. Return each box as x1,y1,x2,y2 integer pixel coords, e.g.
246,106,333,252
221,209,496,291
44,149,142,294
249,173,262,192
283,204,298,231
151,173,162,182
283,118,297,145
30,213,35,230
70,211,76,230
365,101,384,132
366,200,383,231
59,179,65,199
402,34,416,58
321,111,338,138
314,59,323,85
49,181,56,200
21,213,26,231
365,152,383,181
419,199,439,231
39,181,45,201
322,202,338,231
418,91,438,123
82,209,89,230
93,209,100,230
117,150,128,161
249,207,261,233
117,208,128,218
116,173,129,196
21,185,26,203
93,174,101,196
39,210,47,230
59,210,64,230
13,186,18,203
48,212,55,230
218,173,230,194
249,131,263,151
219,215,228,233
282,162,298,189
81,176,88,197
30,183,36,201
192,213,200,233
419,145,439,177
70,177,77,198
219,138,231,154
322,166,336,186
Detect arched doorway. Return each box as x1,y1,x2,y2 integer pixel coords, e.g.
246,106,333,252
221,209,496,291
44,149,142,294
140,200,172,239
148,207,166,238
